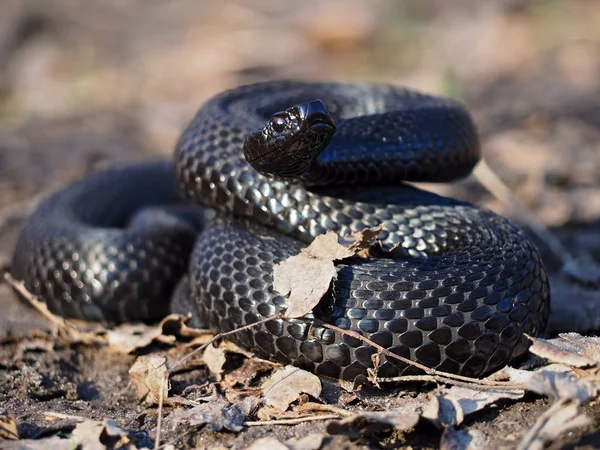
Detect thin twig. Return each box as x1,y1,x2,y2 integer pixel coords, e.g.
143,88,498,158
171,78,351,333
244,414,340,426
375,375,525,391
155,372,168,450
169,313,283,373
44,411,91,422
2,271,105,344
315,320,516,388
299,402,354,417
110,380,134,408
3,271,69,331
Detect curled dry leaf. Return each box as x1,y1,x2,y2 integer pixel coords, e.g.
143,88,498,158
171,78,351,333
273,255,336,319
128,355,169,405
274,226,382,319
245,437,289,450
107,313,211,354
285,433,327,450
225,357,279,387
107,323,174,354
528,335,599,368
169,394,248,432
525,366,597,404
517,398,592,450
441,427,488,450
202,344,227,377
262,366,322,411
1,419,142,450
423,386,524,427
159,313,213,338
327,409,420,438
0,413,18,440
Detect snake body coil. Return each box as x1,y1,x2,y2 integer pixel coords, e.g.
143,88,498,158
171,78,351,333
12,81,550,379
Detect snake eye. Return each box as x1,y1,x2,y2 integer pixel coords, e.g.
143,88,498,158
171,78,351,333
271,116,287,132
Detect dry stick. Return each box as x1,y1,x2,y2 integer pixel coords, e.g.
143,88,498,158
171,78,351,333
155,371,168,450
473,160,576,266
44,411,91,422
244,414,340,426
168,313,284,374
3,271,69,331
316,321,523,389
2,271,105,344
374,375,525,392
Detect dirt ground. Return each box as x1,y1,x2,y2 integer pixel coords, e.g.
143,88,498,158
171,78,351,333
1,1,600,449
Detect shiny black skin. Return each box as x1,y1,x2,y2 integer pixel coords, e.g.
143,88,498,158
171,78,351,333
12,81,550,380
174,81,550,379
11,163,197,321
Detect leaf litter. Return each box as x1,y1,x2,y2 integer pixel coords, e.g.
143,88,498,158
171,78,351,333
4,227,600,449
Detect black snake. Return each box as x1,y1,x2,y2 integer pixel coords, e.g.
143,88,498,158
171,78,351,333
11,81,550,380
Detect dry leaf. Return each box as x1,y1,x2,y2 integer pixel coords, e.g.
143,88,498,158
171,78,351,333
327,409,420,438
559,333,600,362
0,414,18,440
423,386,524,427
128,355,168,405
274,226,382,319
525,366,597,404
302,231,357,260
203,344,227,376
159,313,213,338
528,335,598,368
71,420,133,449
107,323,174,354
286,433,327,450
441,427,488,450
169,394,247,432
1,419,142,450
225,358,278,387
262,366,322,411
517,398,592,450
273,255,336,319
245,437,289,450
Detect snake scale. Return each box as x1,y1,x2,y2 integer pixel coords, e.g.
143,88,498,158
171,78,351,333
11,81,550,380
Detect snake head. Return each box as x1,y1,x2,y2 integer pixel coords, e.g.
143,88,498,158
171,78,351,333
243,100,336,181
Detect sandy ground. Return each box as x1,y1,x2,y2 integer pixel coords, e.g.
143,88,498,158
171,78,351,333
1,1,600,448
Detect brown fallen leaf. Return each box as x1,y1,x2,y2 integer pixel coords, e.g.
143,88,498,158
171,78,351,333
128,355,169,405
0,413,18,440
202,344,227,377
274,226,383,319
107,323,174,354
1,419,142,450
326,409,420,439
273,255,336,319
108,314,212,354
559,333,600,362
441,427,488,450
528,335,599,368
245,437,289,450
159,313,213,338
517,398,592,450
225,357,279,387
285,433,327,450
262,366,322,411
168,392,249,432
423,385,524,427
524,366,597,404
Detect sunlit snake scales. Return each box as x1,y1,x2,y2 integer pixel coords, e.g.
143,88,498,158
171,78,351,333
12,81,550,380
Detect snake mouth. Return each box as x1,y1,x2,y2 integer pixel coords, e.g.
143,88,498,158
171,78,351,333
308,114,336,133
297,100,336,133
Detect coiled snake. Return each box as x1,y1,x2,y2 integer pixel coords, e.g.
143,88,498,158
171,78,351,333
11,81,550,380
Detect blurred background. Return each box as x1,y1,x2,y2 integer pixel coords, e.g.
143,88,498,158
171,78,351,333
0,0,599,330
